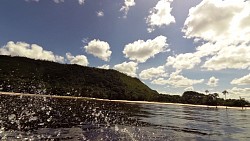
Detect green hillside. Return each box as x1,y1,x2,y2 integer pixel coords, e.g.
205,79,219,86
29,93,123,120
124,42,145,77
0,55,158,101
1,55,249,107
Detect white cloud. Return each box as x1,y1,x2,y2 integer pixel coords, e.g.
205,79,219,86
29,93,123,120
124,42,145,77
66,52,89,66
166,53,201,70
151,78,168,85
202,44,250,70
231,74,250,85
53,0,64,3
151,70,204,87
207,76,219,87
184,86,194,91
113,61,138,77
146,0,175,32
165,42,224,71
78,0,84,5
98,64,110,69
195,42,224,57
120,0,135,18
0,41,64,63
183,0,250,71
183,0,250,45
139,66,167,80
166,38,250,72
123,35,168,63
84,39,112,62
229,87,250,100
97,11,104,17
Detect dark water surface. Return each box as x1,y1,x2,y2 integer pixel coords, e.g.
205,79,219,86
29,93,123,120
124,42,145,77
0,95,250,141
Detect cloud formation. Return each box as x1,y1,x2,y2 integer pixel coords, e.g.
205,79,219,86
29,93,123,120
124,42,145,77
66,52,88,66
181,0,250,71
139,66,167,80
120,0,135,18
123,35,168,63
84,39,112,62
183,0,250,44
202,44,250,70
78,0,84,5
167,37,250,71
229,87,250,100
0,41,64,63
231,74,250,85
207,76,219,87
98,64,110,69
97,11,104,17
166,53,201,70
113,61,138,77
146,0,175,32
184,86,194,91
152,70,204,87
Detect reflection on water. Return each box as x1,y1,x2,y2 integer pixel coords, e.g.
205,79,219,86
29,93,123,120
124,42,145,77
0,94,250,140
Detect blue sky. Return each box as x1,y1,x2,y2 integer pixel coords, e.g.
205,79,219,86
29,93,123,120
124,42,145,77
0,0,250,100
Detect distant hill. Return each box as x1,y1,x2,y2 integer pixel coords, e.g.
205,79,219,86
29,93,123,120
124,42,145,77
1,55,249,107
0,55,158,101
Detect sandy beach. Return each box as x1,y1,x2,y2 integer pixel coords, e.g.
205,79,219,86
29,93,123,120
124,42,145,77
0,91,249,110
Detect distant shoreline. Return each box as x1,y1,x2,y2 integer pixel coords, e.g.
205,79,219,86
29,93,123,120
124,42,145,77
0,92,249,110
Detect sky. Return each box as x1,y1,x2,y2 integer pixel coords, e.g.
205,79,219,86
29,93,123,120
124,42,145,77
0,0,250,100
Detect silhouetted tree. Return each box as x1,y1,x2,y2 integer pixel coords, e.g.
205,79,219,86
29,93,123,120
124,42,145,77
222,90,228,100
222,90,229,108
212,93,219,108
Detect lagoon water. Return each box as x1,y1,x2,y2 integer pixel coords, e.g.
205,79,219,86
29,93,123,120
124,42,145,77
1,94,250,141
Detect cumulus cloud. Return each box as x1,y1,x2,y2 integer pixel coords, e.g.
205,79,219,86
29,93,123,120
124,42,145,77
120,0,135,18
151,78,168,85
231,74,250,85
165,42,225,71
166,53,201,70
151,70,204,87
53,0,64,3
195,42,224,57
66,52,89,66
0,41,64,63
97,11,104,17
98,64,110,69
146,0,175,32
123,35,168,63
139,66,167,80
202,44,250,70
167,41,250,71
207,76,219,87
84,39,112,62
78,0,84,5
113,61,138,77
182,0,250,71
229,87,250,100
184,86,194,91
183,0,250,44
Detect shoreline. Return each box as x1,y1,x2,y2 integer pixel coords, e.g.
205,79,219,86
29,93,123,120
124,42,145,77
0,91,249,110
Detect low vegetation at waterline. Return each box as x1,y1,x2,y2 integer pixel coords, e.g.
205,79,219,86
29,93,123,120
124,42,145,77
156,90,249,108
0,55,249,107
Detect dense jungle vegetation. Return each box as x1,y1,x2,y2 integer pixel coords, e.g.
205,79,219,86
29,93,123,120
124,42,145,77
0,55,249,107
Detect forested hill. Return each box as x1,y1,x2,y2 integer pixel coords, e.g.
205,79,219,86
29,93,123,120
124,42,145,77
1,55,249,107
0,55,158,101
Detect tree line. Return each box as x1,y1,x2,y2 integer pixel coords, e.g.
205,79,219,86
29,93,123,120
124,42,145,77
0,55,249,107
